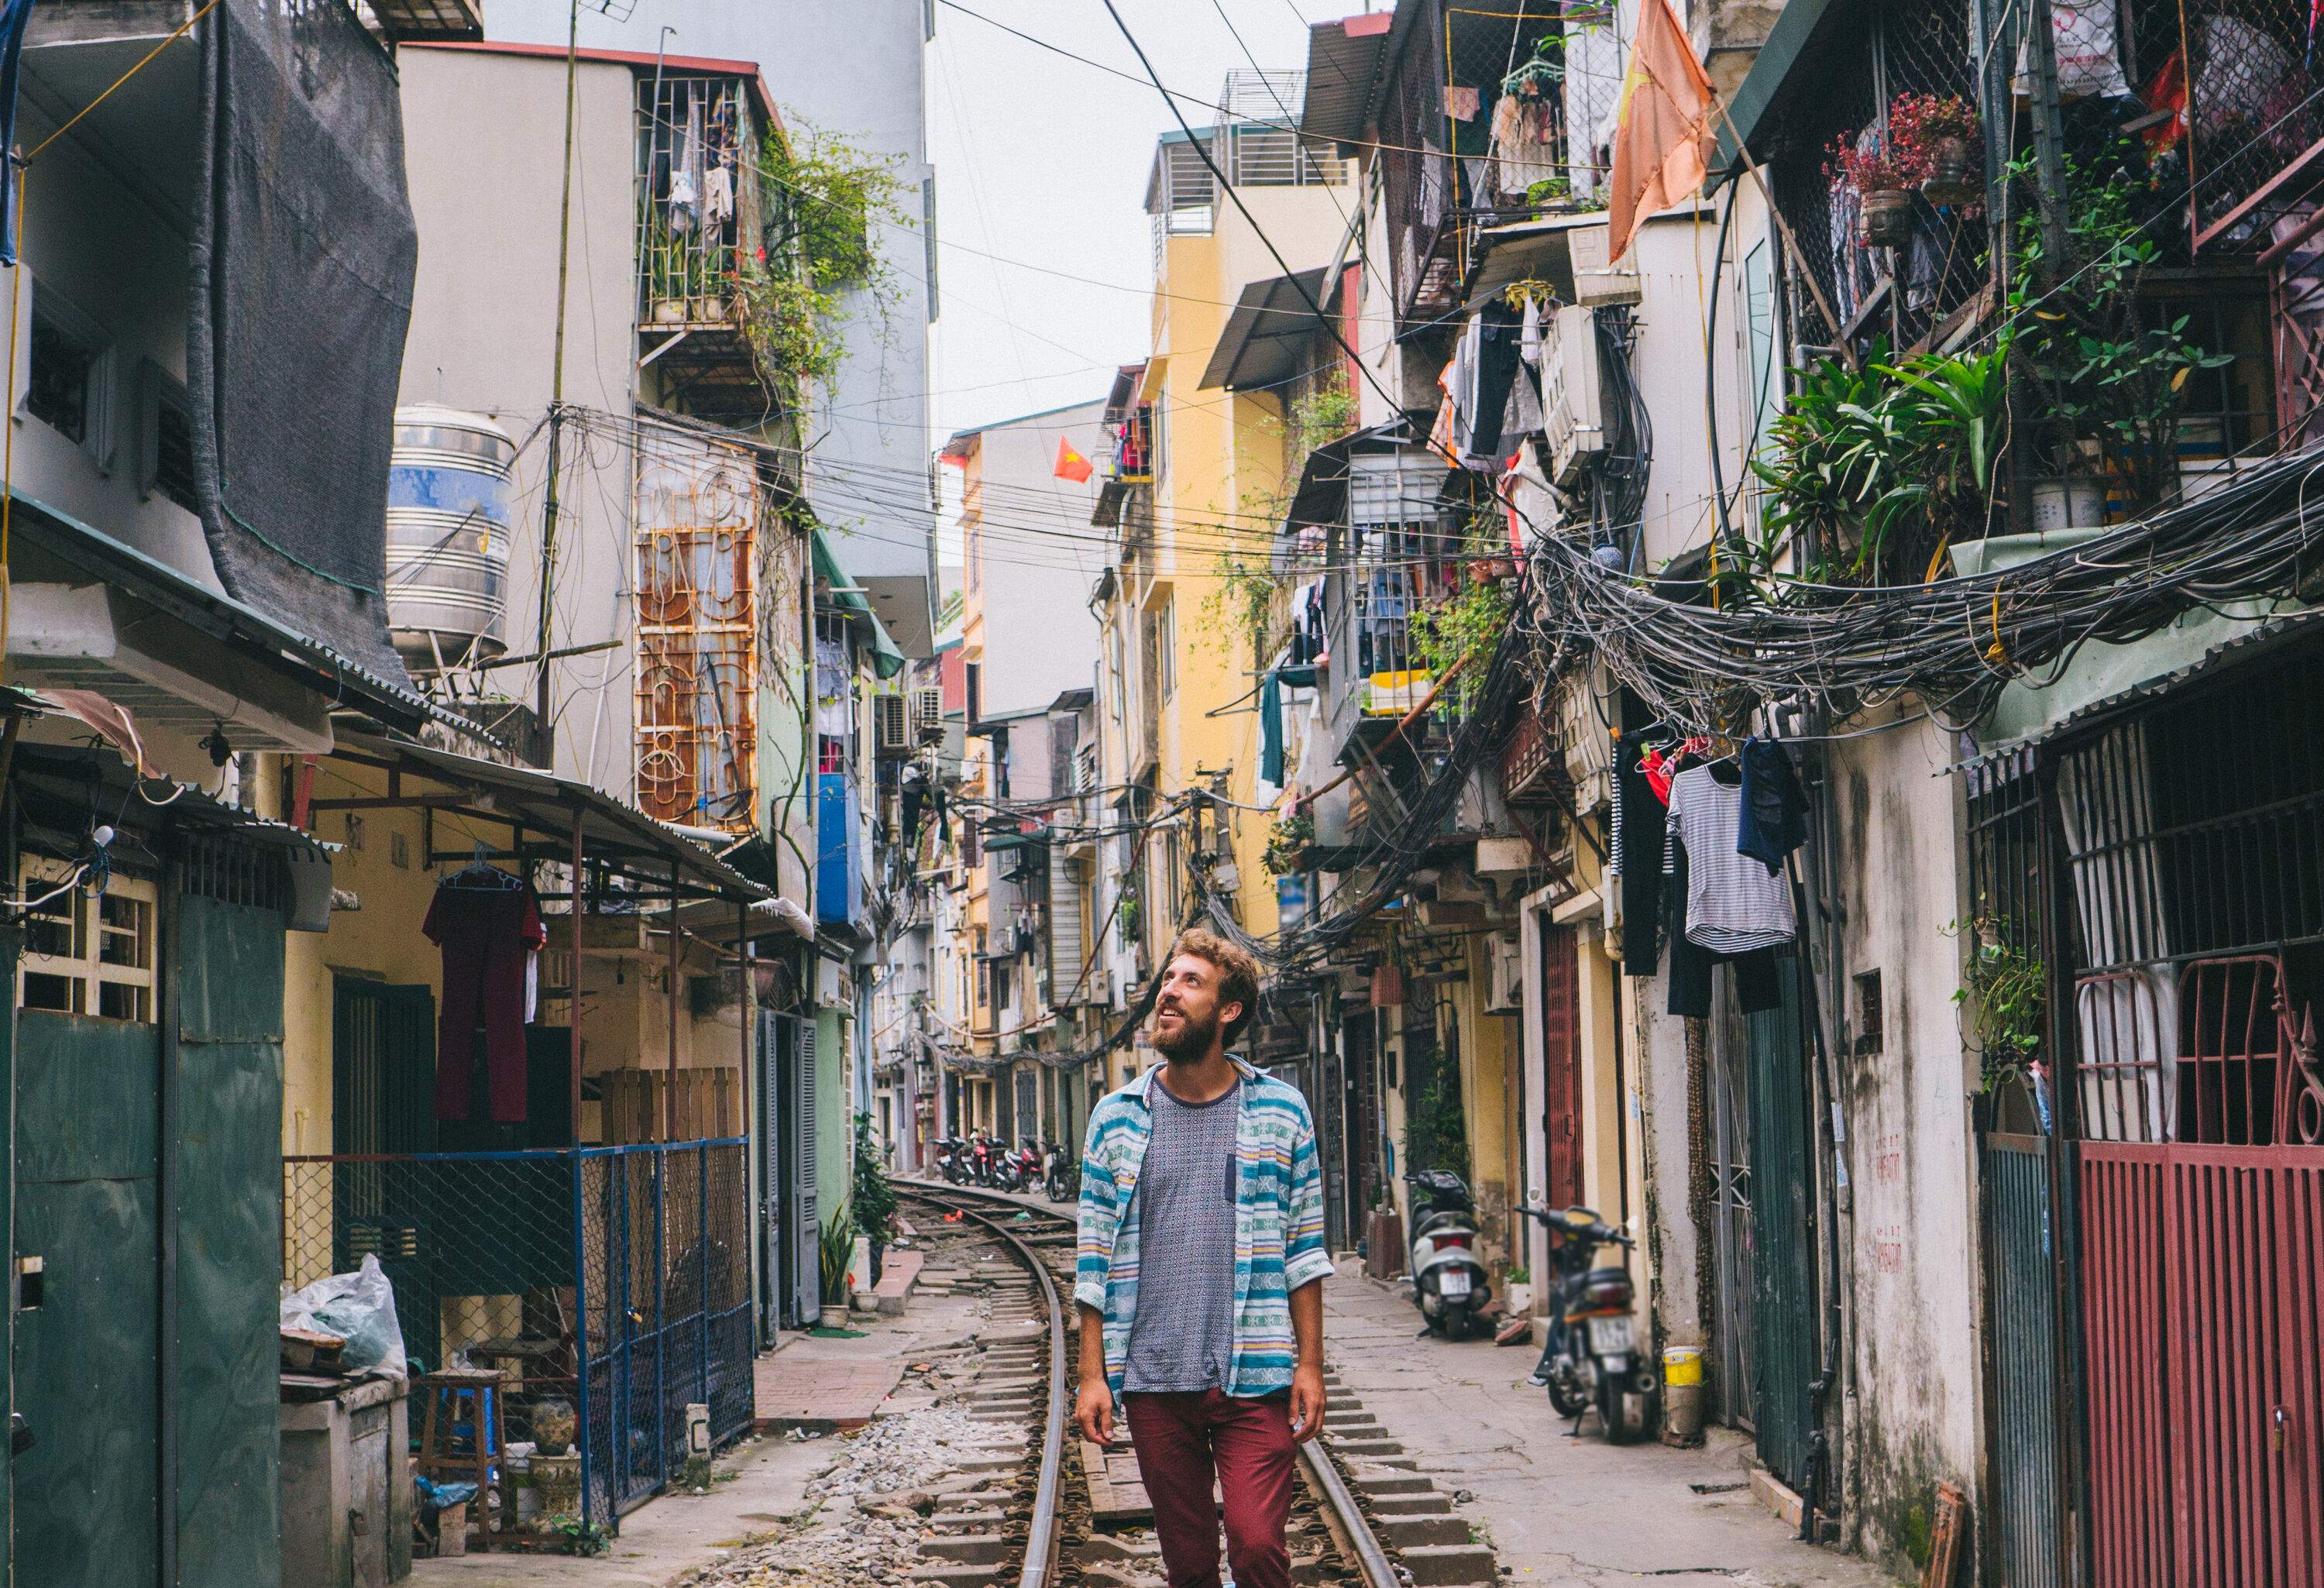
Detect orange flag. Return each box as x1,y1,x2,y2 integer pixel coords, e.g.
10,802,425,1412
1054,436,1095,483
1607,0,1717,263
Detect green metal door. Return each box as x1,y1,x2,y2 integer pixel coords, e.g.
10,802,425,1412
12,1009,163,1588
169,887,288,1587
1745,957,1820,1492
11,859,289,1588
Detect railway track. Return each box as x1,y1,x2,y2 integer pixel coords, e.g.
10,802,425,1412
894,1181,1502,1588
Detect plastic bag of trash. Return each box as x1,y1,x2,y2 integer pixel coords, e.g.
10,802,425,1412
414,1476,479,1513
282,1255,407,1380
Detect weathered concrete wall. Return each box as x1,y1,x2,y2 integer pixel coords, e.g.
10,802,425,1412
1830,712,1984,1573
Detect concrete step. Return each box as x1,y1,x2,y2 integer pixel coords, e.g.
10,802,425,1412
1350,1470,1435,1497
1367,1493,1455,1516
908,1568,1000,1587
1329,1436,1405,1458
1377,1513,1473,1549
1395,1543,1498,1586
922,1533,1012,1565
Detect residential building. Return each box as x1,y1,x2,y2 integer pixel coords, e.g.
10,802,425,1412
473,0,941,658
1260,4,2324,1585
0,3,483,1582
1087,71,1356,1102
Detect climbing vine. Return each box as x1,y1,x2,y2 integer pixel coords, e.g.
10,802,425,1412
737,118,913,405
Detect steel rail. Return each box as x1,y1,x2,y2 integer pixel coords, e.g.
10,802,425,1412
897,1185,1068,1588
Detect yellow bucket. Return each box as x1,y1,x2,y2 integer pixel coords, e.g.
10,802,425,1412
1664,1346,1704,1387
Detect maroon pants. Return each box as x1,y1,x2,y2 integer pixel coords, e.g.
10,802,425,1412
1123,1390,1295,1588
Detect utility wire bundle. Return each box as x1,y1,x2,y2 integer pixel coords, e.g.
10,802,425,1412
1520,444,2324,736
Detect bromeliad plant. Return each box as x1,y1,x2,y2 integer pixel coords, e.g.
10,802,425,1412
1751,335,2010,586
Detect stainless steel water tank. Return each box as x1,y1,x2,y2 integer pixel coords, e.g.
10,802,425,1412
386,406,516,671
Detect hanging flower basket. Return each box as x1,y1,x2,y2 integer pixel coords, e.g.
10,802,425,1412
1920,136,1980,207
1860,189,1916,249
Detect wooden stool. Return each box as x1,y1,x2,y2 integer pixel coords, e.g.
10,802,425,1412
416,1368,507,1552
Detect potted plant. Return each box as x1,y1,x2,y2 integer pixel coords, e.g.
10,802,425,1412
1827,138,1917,249
1892,92,1982,207
1504,1263,1533,1316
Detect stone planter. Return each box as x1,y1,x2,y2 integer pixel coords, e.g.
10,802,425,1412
1859,187,1915,249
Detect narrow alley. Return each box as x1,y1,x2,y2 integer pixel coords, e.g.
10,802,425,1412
0,0,2315,1586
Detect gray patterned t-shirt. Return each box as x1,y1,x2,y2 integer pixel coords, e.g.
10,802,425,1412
1121,1078,1240,1394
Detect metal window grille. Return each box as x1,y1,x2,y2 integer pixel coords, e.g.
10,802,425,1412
638,76,758,324
634,431,761,831
1768,0,1983,354
1380,2,1570,322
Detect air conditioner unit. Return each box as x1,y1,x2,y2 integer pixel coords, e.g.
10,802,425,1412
912,685,945,741
1486,931,1523,1013
1567,220,1641,308
875,693,912,757
1540,304,1606,486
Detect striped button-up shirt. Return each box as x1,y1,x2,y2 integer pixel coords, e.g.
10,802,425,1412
1074,1057,1334,1397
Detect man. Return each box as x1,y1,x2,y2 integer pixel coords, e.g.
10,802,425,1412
1071,930,1332,1588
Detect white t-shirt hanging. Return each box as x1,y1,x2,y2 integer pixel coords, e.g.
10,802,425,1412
1664,764,1795,952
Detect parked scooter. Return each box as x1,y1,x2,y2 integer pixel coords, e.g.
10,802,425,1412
1041,1138,1075,1202
1516,1202,1656,1443
1404,1169,1492,1341
968,1132,1001,1187
994,1139,1041,1193
933,1136,970,1185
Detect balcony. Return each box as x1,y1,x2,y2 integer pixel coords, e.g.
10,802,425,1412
636,75,775,421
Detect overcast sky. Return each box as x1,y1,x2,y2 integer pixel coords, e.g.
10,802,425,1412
925,0,1330,436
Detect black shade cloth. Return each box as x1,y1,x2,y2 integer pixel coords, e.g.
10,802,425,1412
189,0,418,685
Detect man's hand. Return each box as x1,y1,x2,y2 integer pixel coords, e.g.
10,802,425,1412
1288,1361,1327,1443
1074,1377,1116,1447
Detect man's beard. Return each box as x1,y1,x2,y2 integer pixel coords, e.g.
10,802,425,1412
1153,1003,1220,1064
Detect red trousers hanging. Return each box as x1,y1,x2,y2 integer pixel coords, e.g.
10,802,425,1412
425,885,545,1123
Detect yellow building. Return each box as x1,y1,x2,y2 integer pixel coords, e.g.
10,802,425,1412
1091,75,1355,1019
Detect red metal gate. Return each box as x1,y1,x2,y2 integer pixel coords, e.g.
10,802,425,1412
2078,1143,2324,1588
1539,923,1582,1208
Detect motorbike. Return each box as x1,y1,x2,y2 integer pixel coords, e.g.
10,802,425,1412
968,1133,1001,1187
933,1136,970,1185
994,1140,1041,1193
1516,1201,1657,1444
1041,1138,1075,1202
1404,1169,1492,1341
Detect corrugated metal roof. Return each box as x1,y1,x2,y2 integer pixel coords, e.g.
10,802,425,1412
1958,609,2324,768
1300,12,1396,146
335,728,771,898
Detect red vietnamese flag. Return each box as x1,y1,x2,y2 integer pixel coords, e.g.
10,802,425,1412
1607,0,1718,263
1054,436,1095,483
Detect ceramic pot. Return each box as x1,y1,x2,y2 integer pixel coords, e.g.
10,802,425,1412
1860,187,1915,248
1921,136,1979,206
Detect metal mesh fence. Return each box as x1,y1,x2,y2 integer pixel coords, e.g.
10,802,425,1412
1380,2,1570,322
284,1140,751,1542
1770,0,1984,353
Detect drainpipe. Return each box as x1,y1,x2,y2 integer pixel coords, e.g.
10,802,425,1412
1792,702,1858,1547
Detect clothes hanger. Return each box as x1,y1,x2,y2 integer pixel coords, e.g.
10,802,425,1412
441,841,522,892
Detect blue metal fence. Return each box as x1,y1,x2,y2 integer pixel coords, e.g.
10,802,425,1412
285,1139,754,1541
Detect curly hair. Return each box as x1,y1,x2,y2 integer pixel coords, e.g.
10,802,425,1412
1164,927,1263,1049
